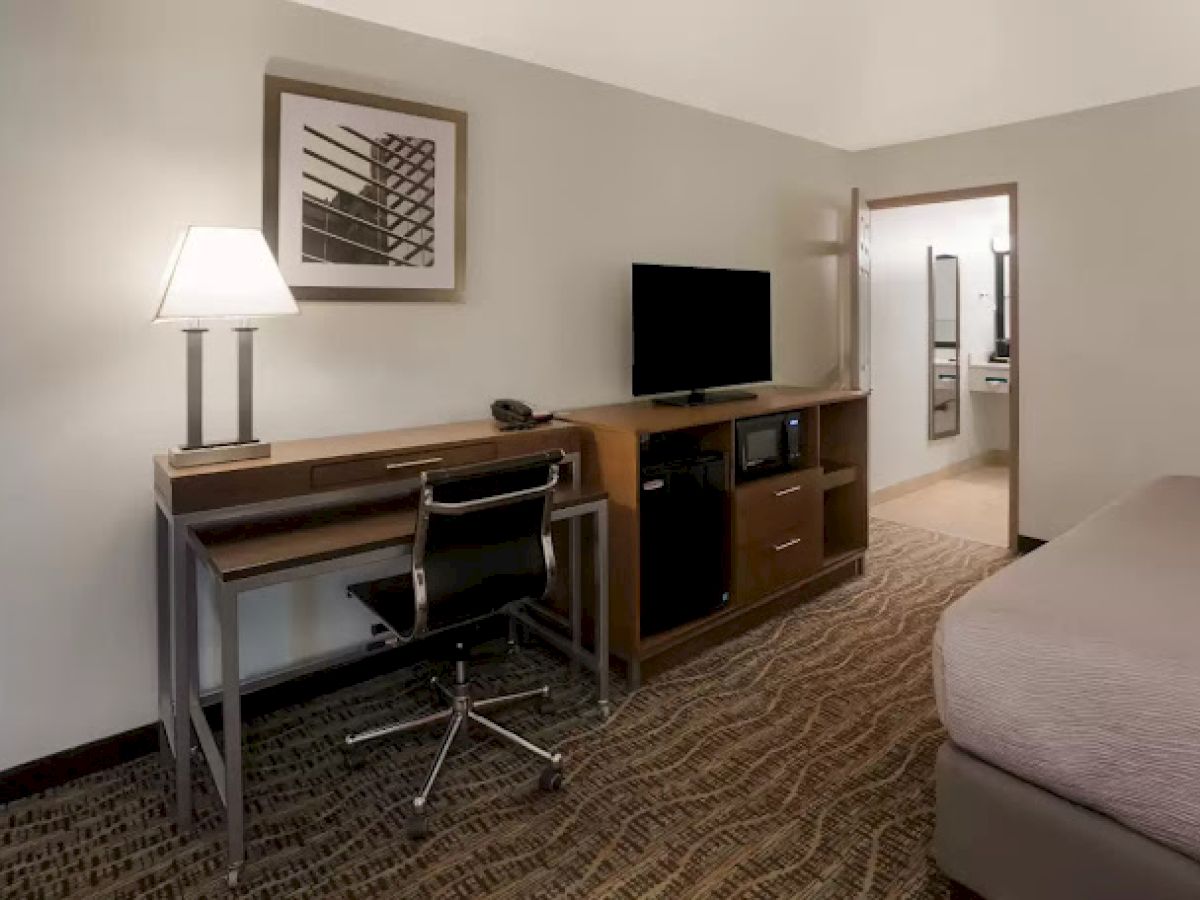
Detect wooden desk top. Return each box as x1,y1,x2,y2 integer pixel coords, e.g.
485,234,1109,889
192,484,607,582
561,385,867,435
155,418,582,514
155,419,579,480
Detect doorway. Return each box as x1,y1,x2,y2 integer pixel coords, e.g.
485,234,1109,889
853,184,1019,550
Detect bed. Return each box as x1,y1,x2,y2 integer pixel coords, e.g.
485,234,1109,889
932,475,1200,899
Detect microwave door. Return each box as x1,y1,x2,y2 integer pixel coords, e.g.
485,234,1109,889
744,425,779,470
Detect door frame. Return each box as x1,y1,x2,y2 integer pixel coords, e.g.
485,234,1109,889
866,182,1020,552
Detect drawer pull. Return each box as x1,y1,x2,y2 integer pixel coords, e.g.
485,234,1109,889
385,456,444,471
773,536,805,552
774,485,805,497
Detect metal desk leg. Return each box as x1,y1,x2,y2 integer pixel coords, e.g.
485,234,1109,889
569,517,583,678
184,542,201,776
594,503,610,718
169,520,192,830
507,614,519,653
155,507,171,771
220,583,245,885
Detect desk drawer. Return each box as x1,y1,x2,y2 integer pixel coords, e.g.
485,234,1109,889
735,519,823,603
310,442,497,490
735,468,823,546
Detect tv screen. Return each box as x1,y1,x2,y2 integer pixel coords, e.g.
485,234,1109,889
632,263,772,397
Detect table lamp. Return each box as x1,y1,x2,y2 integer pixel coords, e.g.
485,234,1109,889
155,226,299,467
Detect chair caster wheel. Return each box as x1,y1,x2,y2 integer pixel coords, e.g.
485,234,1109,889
406,813,430,840
539,766,564,792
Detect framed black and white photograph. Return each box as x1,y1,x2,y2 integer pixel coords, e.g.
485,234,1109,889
263,76,467,302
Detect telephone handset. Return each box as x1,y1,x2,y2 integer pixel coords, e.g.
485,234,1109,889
491,399,554,431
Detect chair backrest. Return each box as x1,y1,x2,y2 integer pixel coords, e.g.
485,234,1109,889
410,450,563,638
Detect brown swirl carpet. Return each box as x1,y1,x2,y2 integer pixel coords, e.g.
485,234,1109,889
0,520,1009,898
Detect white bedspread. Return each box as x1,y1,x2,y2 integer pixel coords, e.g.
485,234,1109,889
934,476,1200,861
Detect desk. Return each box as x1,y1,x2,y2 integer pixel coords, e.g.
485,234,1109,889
153,419,608,871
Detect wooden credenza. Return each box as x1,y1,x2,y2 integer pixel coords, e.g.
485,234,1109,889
563,386,869,685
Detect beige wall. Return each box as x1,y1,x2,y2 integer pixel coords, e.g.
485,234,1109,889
0,0,849,769
854,87,1200,540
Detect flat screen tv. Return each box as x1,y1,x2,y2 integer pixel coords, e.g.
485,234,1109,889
632,263,771,406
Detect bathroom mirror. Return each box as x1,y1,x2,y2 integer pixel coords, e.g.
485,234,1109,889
929,249,960,439
992,246,1011,359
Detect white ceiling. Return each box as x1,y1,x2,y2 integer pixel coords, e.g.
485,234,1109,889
290,0,1200,150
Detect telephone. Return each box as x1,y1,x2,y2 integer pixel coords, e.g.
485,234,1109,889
491,399,554,431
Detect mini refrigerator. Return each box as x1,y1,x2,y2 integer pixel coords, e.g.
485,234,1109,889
639,451,728,637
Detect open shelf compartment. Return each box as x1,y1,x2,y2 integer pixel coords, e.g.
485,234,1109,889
820,460,858,491
817,399,869,562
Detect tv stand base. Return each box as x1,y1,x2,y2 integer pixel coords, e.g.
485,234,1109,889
653,388,758,407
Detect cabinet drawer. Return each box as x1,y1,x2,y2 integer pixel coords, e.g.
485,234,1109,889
735,519,823,603
735,468,823,546
310,442,497,490
968,364,1010,394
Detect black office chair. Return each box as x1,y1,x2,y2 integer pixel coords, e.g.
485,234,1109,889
344,450,566,838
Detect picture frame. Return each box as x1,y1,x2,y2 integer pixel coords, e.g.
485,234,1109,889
263,75,467,302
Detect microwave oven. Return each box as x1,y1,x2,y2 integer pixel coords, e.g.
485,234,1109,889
735,412,803,478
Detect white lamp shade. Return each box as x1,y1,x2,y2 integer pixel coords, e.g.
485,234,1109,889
155,226,299,321
992,233,1011,254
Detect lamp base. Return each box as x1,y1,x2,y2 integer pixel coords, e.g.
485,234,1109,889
168,440,271,468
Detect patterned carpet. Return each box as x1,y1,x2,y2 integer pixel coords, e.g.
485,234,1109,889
0,520,1009,899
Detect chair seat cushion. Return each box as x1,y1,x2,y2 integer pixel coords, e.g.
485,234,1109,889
347,570,538,637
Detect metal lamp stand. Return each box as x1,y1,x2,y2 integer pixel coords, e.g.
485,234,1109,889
168,326,272,468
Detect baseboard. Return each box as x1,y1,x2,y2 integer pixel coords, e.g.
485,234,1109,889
0,626,509,806
981,448,1010,468
0,723,160,806
1016,534,1046,554
871,450,1009,507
